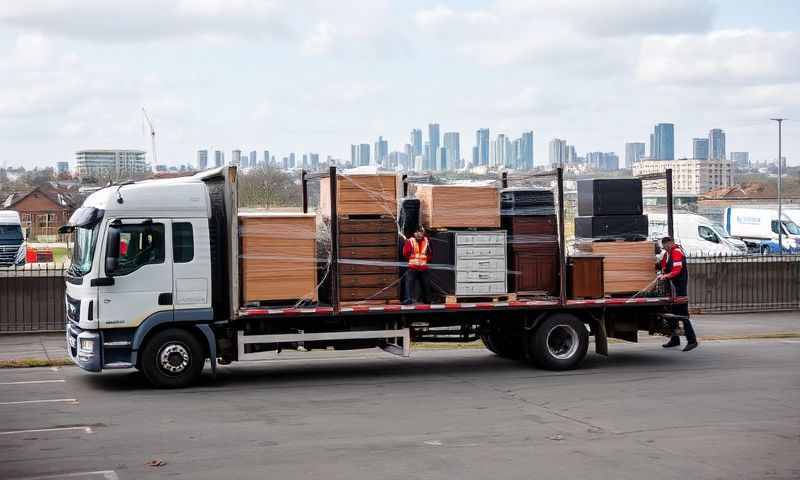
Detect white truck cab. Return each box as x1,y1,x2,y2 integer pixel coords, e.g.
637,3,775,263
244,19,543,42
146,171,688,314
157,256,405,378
0,210,26,267
724,207,800,253
62,175,216,374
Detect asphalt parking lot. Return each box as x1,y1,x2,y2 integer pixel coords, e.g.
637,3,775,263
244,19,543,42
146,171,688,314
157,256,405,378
1,338,799,480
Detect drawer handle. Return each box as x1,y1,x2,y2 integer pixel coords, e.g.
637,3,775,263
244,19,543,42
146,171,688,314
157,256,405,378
478,260,490,264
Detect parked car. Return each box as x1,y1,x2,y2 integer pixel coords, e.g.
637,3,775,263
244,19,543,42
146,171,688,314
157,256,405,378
0,210,26,267
649,212,746,256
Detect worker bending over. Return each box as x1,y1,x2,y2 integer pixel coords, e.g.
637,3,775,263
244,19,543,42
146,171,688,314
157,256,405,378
402,226,432,304
658,236,698,352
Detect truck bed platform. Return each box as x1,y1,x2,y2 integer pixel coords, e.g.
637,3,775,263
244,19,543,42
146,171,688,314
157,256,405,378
238,295,687,319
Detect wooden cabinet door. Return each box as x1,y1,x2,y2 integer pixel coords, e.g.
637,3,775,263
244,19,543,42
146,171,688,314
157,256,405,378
512,252,557,294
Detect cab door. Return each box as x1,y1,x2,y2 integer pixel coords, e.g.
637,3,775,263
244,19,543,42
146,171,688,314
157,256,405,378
97,219,174,328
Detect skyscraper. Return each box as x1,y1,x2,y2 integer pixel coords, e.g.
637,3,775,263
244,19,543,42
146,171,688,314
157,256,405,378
249,150,257,168
197,149,208,170
519,131,534,170
624,142,645,168
475,128,490,166
357,144,370,166
231,149,242,166
428,124,440,167
424,142,433,170
443,131,460,171
653,123,674,160
214,150,223,167
410,129,423,161
289,152,296,169
350,145,357,166
374,136,388,166
692,138,709,160
549,139,567,167
709,128,726,161
730,151,750,169
492,134,506,168
263,150,271,167
586,152,619,171
310,153,319,170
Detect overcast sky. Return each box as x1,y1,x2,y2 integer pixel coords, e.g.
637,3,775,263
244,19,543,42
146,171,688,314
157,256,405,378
1,0,799,169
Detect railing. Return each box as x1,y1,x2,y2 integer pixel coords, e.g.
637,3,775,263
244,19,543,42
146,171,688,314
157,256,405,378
0,264,66,333
0,255,798,333
688,254,800,313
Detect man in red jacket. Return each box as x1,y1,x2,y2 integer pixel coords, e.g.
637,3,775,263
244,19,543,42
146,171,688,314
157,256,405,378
658,236,698,351
402,226,432,304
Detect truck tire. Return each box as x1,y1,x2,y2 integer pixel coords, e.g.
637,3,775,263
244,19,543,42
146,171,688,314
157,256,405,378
529,314,588,370
140,328,205,388
481,331,523,359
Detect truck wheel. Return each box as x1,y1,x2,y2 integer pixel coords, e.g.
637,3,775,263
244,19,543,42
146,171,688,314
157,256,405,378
481,331,523,359
529,314,588,370
140,328,205,388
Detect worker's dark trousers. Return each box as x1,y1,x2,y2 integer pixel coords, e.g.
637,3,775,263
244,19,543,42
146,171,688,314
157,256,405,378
669,280,697,344
404,268,431,304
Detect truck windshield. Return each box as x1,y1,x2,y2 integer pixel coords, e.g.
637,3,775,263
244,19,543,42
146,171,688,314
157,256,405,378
0,225,23,242
69,226,98,276
784,221,800,235
711,223,731,239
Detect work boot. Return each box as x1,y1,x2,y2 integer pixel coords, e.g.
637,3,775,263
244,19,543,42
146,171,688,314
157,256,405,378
682,342,698,352
662,336,680,348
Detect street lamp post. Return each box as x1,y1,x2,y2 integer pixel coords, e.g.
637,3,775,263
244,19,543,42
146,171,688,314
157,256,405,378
770,118,786,253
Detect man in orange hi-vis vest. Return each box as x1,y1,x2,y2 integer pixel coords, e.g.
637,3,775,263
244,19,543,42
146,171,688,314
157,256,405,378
402,225,432,304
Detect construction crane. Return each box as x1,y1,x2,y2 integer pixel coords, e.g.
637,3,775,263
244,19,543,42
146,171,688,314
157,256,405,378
142,107,157,168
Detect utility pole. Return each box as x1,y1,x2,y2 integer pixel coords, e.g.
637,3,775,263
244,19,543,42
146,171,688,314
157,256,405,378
770,118,786,253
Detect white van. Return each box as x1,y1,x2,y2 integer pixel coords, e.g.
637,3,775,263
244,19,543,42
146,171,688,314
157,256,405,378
723,207,800,253
0,210,26,267
649,212,746,256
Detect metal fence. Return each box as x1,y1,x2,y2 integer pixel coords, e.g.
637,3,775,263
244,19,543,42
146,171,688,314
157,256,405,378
688,254,800,313
0,255,799,333
0,264,66,333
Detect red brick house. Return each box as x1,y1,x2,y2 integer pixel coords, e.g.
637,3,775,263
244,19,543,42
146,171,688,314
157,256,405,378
2,185,81,241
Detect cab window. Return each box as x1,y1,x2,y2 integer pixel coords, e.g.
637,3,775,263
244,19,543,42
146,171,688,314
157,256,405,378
771,220,781,235
698,225,719,243
172,222,194,263
110,223,165,276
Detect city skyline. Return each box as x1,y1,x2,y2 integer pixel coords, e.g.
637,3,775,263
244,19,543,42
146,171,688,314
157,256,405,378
3,2,797,170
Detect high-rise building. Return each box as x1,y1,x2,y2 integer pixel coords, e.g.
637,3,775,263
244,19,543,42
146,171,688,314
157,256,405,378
492,134,506,168
214,150,224,167
428,124,440,169
549,139,567,167
75,149,149,179
649,133,655,159
310,153,320,170
692,138,709,160
633,158,734,194
289,152,296,169
472,146,478,166
56,161,70,175
624,142,645,168
475,128,490,166
403,144,413,170
423,142,433,170
196,149,208,170
519,131,534,170
443,132,460,171
410,129,422,161
249,150,257,168
730,151,750,169
356,144,370,166
350,144,357,166
231,150,242,166
586,152,619,171
709,128,726,161
263,150,271,167
652,123,674,160
566,145,577,164
374,136,388,166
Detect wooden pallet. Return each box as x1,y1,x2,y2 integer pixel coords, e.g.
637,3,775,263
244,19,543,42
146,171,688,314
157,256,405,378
445,293,517,304
340,299,402,307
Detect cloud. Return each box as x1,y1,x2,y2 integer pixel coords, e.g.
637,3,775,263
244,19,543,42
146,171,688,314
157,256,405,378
302,20,335,55
637,30,800,86
0,0,294,42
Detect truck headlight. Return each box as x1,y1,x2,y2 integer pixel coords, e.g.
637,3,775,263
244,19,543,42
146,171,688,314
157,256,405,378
79,338,95,352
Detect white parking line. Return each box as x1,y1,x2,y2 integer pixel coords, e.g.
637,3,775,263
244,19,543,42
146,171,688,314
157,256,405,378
0,398,77,406
0,380,66,386
0,426,94,436
8,470,117,480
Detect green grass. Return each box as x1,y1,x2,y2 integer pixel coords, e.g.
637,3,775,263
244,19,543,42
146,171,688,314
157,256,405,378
0,357,72,368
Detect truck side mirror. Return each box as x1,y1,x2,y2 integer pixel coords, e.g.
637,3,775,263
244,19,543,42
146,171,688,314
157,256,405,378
105,225,121,275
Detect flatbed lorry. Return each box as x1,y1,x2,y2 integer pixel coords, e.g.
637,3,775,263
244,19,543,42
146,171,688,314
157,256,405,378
62,166,685,388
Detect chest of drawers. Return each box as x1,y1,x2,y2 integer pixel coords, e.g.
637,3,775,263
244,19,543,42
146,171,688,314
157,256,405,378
429,230,508,297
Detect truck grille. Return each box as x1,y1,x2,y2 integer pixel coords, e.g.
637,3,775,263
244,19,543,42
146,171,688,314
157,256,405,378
66,294,81,324
0,244,20,265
